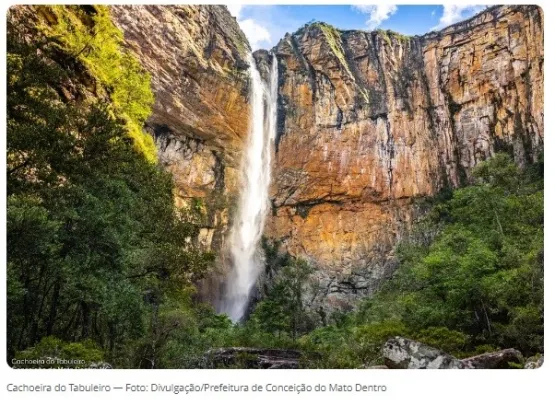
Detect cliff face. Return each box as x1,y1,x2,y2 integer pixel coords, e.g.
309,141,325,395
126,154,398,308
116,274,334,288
7,5,544,317
111,5,251,250
108,5,543,316
266,5,544,314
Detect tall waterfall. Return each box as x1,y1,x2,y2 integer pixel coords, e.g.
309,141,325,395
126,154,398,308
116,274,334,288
222,54,278,321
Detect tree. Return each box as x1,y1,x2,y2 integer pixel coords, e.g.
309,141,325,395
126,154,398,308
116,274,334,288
364,153,543,354
7,7,214,367
300,153,543,367
250,258,316,338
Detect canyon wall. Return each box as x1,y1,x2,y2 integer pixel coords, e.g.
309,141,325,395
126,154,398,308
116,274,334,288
265,5,543,315
111,5,251,251
112,5,543,316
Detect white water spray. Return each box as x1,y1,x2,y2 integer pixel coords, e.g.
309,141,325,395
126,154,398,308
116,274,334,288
222,54,278,321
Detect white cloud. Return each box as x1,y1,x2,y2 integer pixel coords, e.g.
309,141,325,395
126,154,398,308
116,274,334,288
239,18,271,50
225,5,272,50
432,5,486,30
353,4,398,30
226,4,243,19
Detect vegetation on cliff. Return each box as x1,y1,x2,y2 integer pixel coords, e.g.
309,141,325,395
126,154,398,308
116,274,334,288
298,154,544,367
38,5,156,161
375,28,411,45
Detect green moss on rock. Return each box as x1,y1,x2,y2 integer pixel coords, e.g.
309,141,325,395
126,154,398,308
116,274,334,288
315,22,355,80
376,28,412,46
38,5,157,162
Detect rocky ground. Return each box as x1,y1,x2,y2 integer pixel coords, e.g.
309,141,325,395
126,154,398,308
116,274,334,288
201,338,543,369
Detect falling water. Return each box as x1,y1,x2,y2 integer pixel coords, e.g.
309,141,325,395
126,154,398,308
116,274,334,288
222,54,278,321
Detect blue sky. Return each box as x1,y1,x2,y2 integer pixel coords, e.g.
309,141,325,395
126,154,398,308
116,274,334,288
226,5,488,49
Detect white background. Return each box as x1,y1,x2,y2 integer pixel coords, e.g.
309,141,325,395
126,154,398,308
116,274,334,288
0,1,551,416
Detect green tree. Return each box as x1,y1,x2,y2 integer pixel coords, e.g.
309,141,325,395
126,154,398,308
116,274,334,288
299,153,543,367
358,153,543,355
38,5,156,160
7,8,213,367
250,258,316,339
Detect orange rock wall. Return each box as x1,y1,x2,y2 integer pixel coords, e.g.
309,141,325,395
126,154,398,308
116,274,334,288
113,5,543,313
265,6,543,312
112,5,251,250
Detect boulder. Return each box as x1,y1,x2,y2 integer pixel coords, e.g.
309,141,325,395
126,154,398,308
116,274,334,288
204,347,301,369
524,355,544,369
88,362,113,369
383,337,464,369
383,337,526,369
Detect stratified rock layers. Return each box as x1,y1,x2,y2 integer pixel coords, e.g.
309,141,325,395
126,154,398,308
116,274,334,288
267,6,543,313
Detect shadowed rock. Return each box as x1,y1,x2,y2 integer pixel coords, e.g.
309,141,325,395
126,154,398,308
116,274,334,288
204,347,301,369
461,349,524,369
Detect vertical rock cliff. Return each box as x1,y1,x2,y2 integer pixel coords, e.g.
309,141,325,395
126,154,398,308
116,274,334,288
266,5,543,315
111,5,251,251
15,5,541,317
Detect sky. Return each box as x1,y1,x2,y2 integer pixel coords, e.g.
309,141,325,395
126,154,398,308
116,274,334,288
226,4,488,50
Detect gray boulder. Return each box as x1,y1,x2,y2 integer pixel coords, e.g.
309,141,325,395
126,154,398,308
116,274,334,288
383,337,465,369
88,362,113,369
524,355,544,369
382,337,525,369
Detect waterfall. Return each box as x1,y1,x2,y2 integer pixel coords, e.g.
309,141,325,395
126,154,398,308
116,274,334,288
221,53,278,321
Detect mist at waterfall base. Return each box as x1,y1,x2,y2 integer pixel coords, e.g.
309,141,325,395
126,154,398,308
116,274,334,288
219,54,278,322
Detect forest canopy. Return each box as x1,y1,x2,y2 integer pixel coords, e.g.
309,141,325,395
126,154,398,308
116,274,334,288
7,5,215,368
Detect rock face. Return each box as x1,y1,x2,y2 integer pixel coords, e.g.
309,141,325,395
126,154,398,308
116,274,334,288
108,6,543,316
111,5,251,251
266,5,544,315
383,337,524,369
204,347,300,369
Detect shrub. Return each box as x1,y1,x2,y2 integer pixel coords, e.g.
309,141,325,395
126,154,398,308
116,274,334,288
13,336,104,368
